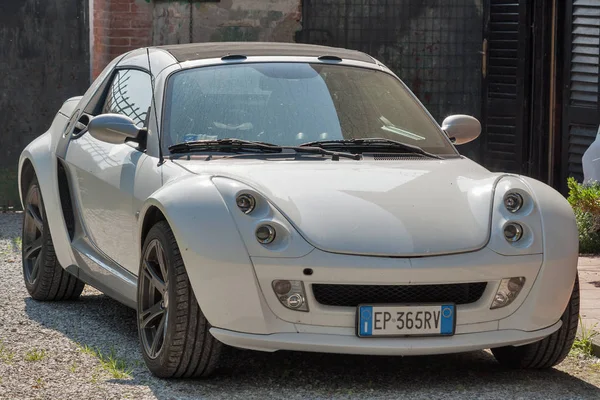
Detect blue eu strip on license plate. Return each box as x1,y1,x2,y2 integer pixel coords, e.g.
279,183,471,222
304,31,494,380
358,304,455,337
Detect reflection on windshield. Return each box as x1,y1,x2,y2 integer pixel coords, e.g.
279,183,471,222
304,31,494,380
163,62,456,155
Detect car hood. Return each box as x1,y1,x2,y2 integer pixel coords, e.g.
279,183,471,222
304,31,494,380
177,157,499,256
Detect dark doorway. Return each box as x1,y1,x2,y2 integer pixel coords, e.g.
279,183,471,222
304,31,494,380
0,0,90,209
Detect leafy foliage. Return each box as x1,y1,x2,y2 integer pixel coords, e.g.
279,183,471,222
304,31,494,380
567,177,600,254
570,316,598,358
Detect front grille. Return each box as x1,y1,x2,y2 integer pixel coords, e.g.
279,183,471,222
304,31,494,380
312,283,487,307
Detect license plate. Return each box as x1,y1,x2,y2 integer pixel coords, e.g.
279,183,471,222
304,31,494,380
357,304,455,337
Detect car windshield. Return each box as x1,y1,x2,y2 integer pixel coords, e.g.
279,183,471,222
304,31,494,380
163,62,457,155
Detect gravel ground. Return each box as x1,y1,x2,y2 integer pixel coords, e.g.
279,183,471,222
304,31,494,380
1,212,600,400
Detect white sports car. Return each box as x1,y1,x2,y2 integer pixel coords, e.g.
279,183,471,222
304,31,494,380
19,42,579,378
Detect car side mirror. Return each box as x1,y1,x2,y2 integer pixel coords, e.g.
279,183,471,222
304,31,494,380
441,115,481,145
87,113,146,146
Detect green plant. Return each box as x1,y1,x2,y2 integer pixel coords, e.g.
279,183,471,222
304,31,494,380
33,377,44,389
570,316,598,357
0,341,15,364
567,177,600,253
77,344,132,379
100,349,132,379
90,368,100,384
24,348,46,362
79,344,96,357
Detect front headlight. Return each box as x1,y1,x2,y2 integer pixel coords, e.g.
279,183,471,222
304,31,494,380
487,176,542,255
211,177,314,258
503,192,523,213
236,193,256,214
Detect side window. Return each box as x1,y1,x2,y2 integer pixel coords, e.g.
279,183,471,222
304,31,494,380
102,69,152,127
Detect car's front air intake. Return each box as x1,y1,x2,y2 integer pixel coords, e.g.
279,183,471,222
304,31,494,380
312,283,487,307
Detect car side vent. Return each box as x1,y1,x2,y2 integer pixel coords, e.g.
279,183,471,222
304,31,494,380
371,154,427,161
57,159,76,240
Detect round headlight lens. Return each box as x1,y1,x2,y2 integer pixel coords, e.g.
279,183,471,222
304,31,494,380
256,224,276,244
503,223,523,242
504,192,523,213
236,194,256,214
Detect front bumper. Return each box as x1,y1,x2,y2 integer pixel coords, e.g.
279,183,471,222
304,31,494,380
211,321,561,355
185,244,577,354
252,248,545,331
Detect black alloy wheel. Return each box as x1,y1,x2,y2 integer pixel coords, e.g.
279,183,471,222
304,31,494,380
137,221,222,378
22,184,45,284
139,238,169,359
21,177,85,300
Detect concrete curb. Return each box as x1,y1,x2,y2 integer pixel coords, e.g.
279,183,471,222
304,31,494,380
592,336,600,359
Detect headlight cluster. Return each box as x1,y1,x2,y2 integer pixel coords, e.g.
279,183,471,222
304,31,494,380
501,192,527,243
487,176,542,256
212,177,313,258
272,280,308,311
235,193,277,244
491,277,526,309
502,192,525,243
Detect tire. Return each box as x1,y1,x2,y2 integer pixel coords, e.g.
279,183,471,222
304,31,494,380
137,221,222,378
491,274,580,369
21,177,85,301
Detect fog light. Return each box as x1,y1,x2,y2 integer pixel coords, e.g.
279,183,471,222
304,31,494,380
286,293,305,309
236,193,256,214
273,280,292,295
504,192,523,213
272,280,308,311
491,277,526,309
503,223,523,242
256,224,276,244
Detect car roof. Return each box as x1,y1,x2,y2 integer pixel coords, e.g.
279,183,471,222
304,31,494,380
153,42,376,64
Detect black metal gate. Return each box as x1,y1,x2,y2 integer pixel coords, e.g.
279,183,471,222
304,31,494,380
299,0,484,161
0,0,90,210
480,0,532,174
560,0,600,191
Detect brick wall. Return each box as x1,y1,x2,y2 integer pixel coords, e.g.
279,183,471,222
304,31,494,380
92,0,153,78
91,0,302,80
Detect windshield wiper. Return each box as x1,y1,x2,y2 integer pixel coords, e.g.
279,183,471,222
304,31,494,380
169,139,282,154
168,139,361,161
299,138,442,159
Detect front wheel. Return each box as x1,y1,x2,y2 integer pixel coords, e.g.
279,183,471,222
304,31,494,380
137,221,222,378
491,274,579,369
22,177,85,301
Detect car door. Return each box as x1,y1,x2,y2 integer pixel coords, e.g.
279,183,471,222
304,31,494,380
64,68,153,274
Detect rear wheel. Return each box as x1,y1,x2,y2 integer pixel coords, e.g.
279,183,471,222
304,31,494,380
491,274,579,369
137,221,222,378
22,177,85,301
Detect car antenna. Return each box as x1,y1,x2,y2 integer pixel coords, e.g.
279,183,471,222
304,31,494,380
146,47,164,166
